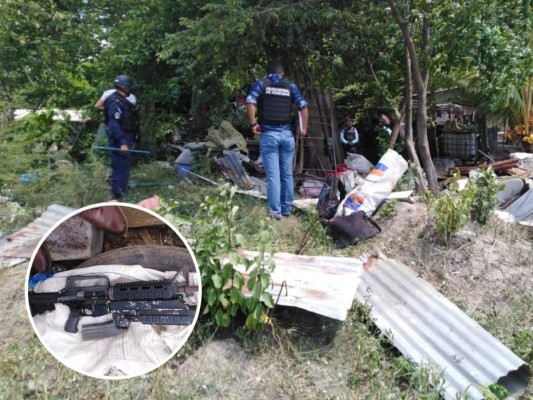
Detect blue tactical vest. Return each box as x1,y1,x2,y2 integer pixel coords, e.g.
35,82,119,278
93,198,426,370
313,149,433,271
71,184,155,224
104,92,140,132
344,128,357,142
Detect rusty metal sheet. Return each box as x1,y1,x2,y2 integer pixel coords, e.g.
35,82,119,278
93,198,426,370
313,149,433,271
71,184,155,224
356,258,531,399
226,251,364,320
0,204,74,267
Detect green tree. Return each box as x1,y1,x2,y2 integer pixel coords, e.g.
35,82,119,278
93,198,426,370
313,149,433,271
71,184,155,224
0,0,101,111
437,0,533,147
159,1,390,115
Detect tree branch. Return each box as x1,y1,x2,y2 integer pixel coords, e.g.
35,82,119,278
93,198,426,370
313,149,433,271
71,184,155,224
387,0,426,94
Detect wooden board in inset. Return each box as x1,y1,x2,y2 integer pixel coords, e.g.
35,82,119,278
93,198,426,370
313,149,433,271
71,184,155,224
76,245,196,272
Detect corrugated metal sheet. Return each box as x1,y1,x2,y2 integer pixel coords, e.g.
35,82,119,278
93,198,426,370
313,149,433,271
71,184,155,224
215,151,254,190
227,250,364,320
356,257,531,399
0,204,74,267
505,188,533,225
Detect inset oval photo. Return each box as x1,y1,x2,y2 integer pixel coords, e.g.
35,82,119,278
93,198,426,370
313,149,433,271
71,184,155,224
25,203,200,379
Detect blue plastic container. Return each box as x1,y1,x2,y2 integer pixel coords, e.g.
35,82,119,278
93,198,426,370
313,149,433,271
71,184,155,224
20,173,39,184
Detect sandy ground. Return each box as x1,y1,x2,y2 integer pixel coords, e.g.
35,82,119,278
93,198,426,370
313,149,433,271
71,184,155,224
374,201,533,314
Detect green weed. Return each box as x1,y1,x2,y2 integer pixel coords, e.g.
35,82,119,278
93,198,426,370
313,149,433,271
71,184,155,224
375,200,398,218
11,155,109,208
427,173,473,243
466,168,504,225
192,185,276,331
513,330,533,365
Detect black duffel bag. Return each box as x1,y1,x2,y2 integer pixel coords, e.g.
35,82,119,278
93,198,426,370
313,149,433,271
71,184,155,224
328,210,381,249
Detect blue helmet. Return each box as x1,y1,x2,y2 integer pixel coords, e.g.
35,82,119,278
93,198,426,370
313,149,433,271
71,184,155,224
113,75,134,91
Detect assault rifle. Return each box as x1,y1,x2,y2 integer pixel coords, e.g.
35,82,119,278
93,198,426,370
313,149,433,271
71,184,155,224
28,275,196,341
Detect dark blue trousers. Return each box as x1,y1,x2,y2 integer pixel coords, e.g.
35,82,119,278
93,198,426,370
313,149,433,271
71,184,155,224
108,132,135,198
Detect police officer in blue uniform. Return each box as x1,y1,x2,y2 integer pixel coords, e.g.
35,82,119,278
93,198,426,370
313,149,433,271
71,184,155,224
245,62,309,219
104,75,140,200
340,119,359,155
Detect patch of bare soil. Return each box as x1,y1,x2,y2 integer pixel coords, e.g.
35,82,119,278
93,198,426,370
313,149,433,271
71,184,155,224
0,265,31,348
374,201,533,314
171,337,353,399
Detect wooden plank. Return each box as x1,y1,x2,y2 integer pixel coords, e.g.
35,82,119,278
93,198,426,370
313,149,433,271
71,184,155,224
449,158,519,176
506,167,528,177
76,245,195,272
120,207,165,228
386,190,414,201
305,89,334,175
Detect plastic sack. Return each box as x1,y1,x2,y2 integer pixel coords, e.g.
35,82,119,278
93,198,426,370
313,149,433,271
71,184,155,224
175,148,194,165
344,153,374,175
339,170,363,193
316,176,339,220
299,180,323,198
336,149,408,217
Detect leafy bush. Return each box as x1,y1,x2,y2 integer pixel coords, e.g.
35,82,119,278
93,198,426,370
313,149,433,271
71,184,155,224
12,110,73,150
0,110,102,182
465,168,504,225
427,173,474,243
193,185,276,330
427,169,504,241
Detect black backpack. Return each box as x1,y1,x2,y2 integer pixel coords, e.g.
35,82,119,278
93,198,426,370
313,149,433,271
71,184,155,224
316,176,340,221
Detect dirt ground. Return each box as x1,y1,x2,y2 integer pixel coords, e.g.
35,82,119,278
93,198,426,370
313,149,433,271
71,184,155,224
374,201,533,315
103,225,185,251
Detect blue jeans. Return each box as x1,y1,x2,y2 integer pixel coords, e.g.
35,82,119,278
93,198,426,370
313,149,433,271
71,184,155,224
260,129,295,215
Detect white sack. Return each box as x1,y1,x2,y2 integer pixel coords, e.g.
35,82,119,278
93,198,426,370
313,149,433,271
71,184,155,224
340,170,364,193
336,149,408,217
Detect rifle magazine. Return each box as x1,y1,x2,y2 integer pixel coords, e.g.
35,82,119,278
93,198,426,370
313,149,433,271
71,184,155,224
81,320,124,341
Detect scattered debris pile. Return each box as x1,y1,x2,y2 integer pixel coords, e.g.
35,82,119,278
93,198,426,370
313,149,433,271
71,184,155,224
172,120,532,242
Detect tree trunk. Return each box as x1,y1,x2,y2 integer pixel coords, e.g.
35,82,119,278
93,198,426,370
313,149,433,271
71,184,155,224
388,121,400,149
415,87,436,189
480,113,489,152
388,0,438,194
403,47,426,192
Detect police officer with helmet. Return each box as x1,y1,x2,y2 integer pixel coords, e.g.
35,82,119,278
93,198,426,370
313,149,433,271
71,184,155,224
104,75,140,200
